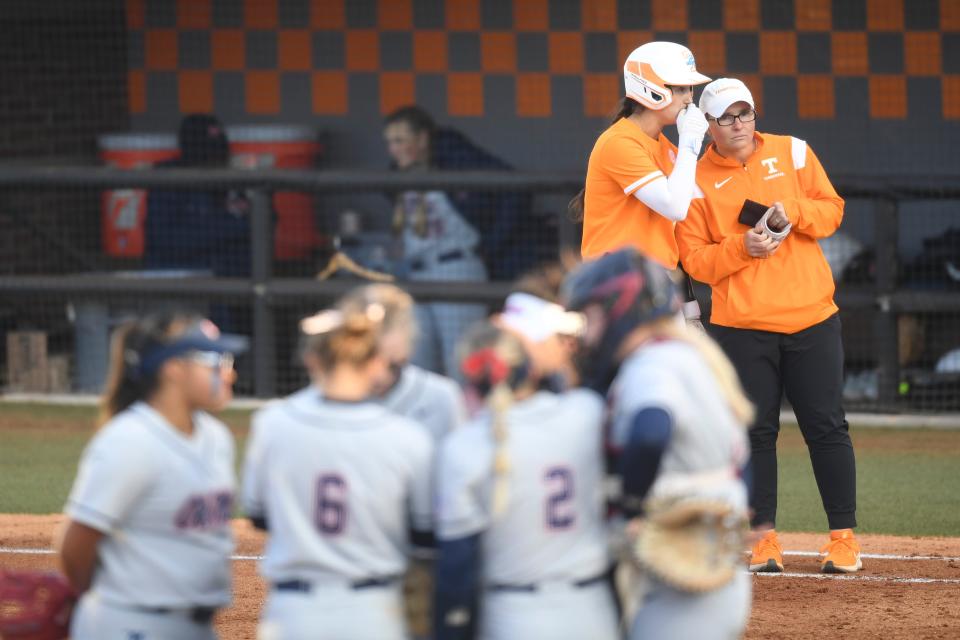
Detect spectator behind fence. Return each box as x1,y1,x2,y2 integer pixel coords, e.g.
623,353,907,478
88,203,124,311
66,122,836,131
382,105,502,377
145,114,251,279
384,105,537,282
145,114,253,335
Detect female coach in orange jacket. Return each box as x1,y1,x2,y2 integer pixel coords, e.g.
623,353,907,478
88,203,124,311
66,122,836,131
676,78,861,576
572,41,711,323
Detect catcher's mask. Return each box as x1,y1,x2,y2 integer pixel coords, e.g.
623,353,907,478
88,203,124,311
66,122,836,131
561,248,680,391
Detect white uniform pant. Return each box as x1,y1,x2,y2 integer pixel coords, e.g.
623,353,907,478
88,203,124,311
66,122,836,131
480,580,619,640
257,584,407,640
410,254,488,378
71,592,218,640
629,571,751,640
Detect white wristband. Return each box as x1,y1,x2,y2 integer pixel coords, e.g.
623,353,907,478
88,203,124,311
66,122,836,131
678,134,703,156
760,207,792,241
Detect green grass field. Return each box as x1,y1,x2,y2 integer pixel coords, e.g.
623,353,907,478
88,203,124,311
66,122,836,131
1,402,959,536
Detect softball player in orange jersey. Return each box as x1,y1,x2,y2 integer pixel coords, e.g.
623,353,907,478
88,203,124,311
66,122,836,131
573,41,712,325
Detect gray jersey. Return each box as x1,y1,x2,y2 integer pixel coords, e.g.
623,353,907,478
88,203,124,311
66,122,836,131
65,402,236,608
398,190,480,264
436,390,610,584
242,387,433,584
380,364,467,442
288,364,466,444
609,340,750,508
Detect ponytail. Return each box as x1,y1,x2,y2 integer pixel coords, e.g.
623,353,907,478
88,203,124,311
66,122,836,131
301,303,385,372
488,382,513,517
99,311,199,426
458,323,533,519
569,96,644,222
651,319,755,426
567,189,586,223
336,283,417,343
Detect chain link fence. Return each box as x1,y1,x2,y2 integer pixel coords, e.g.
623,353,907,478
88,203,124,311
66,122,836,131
1,168,958,411
1,0,958,411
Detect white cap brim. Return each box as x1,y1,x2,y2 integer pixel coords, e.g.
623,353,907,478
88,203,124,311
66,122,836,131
500,293,585,343
699,79,756,118
702,93,754,118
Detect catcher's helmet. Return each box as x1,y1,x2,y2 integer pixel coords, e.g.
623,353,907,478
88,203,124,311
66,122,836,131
562,248,679,390
623,41,711,111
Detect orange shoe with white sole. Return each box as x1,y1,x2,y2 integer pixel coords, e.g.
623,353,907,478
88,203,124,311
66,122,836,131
749,529,784,573
820,529,862,573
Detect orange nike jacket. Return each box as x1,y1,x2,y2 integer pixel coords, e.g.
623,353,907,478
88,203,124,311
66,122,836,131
676,132,843,334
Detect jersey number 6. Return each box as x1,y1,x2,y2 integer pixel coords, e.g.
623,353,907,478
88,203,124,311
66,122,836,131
544,466,575,530
315,474,347,535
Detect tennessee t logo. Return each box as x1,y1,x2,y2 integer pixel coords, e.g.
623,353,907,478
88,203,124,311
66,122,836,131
761,158,779,175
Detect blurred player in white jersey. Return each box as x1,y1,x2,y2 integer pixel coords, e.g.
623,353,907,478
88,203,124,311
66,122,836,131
495,290,584,392
58,312,244,640
433,322,619,640
563,248,754,640
292,283,466,443
336,283,467,441
335,283,467,638
244,300,434,640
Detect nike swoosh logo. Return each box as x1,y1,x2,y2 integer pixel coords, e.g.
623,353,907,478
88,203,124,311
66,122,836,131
715,177,733,189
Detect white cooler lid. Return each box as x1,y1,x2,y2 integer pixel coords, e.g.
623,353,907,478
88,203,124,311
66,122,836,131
226,124,317,143
98,132,178,151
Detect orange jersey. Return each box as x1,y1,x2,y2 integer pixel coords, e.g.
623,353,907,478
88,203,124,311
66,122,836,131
581,118,680,268
676,132,843,333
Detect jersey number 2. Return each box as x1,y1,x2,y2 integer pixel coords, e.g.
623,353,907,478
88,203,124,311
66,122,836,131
315,474,347,534
544,466,575,530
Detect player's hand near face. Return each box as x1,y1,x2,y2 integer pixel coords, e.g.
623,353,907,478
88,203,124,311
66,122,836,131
744,226,781,258
676,104,709,155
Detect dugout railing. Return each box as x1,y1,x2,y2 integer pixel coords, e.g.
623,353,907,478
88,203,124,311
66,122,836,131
0,166,958,410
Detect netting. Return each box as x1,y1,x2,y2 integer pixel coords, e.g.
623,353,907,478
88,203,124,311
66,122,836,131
1,0,958,411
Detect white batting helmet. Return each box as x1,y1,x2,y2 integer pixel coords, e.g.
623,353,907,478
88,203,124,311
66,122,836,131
623,42,711,111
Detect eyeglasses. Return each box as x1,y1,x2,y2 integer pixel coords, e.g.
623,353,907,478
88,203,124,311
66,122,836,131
185,351,235,370
709,110,758,126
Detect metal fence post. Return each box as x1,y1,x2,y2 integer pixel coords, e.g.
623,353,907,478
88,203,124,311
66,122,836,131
874,197,899,408
249,189,276,398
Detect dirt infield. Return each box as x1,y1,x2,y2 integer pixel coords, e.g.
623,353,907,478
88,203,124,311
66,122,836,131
2,515,959,638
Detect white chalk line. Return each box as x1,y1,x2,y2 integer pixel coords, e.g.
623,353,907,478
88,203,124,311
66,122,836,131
4,548,960,585
4,546,960,564
5,546,960,582
783,550,960,562
754,572,960,585
0,547,264,561
755,550,960,562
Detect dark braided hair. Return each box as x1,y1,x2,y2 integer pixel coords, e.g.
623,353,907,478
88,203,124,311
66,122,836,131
99,311,201,425
569,97,644,222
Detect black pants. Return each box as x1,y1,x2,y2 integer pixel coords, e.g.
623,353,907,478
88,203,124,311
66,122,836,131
710,314,857,530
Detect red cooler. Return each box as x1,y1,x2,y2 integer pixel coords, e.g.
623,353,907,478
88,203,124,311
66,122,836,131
227,125,323,261
98,133,178,257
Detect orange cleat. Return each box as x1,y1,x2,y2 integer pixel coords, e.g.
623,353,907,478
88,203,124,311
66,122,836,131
749,529,784,573
820,529,862,574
